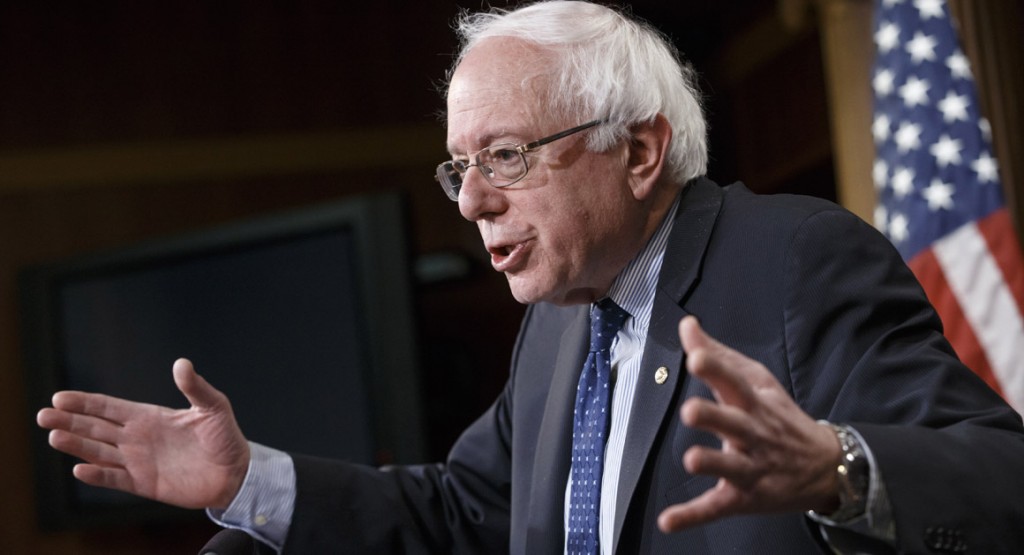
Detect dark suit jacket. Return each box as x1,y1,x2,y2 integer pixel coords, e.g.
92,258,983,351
283,178,1024,554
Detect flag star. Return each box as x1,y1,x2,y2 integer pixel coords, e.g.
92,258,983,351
979,118,993,142
891,167,916,198
922,179,955,211
874,205,889,234
873,113,892,143
873,68,896,96
875,21,901,54
914,0,945,19
946,51,972,80
937,91,969,123
906,32,938,63
930,134,963,167
971,152,1000,183
889,213,910,243
899,75,930,107
894,122,923,152
874,159,890,189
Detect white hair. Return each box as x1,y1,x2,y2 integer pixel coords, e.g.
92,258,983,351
448,0,708,184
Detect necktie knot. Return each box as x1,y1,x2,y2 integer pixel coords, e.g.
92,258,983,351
589,298,629,353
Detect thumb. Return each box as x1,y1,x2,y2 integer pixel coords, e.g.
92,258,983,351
173,358,226,411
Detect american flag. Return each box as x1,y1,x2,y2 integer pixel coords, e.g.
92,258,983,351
872,0,1024,412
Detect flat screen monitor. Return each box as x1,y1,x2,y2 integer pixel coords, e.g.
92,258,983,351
19,191,425,531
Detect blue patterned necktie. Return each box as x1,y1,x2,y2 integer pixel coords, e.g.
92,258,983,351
567,298,630,555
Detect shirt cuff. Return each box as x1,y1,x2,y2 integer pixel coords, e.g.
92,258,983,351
206,441,296,552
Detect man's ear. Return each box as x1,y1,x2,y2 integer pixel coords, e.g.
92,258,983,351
625,113,673,201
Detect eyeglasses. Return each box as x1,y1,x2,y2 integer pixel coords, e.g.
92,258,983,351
435,119,604,201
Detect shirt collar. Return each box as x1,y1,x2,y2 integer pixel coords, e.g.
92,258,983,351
603,191,681,335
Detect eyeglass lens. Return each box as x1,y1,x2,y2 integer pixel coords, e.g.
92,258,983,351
438,145,527,197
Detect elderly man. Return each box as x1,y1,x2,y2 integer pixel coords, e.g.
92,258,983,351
38,1,1024,553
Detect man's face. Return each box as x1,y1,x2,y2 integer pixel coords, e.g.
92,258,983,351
445,38,647,306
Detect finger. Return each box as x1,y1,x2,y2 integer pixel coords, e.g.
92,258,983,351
38,409,123,446
36,407,63,430
172,358,227,412
657,482,740,533
679,315,711,353
49,429,124,467
51,391,142,426
683,445,756,488
679,317,760,409
73,463,134,493
680,398,754,449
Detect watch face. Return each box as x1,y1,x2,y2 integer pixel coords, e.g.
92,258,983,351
847,451,869,483
832,425,869,520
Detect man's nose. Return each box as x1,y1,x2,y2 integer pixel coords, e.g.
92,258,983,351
458,166,506,222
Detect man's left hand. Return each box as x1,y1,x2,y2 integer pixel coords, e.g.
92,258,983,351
658,316,842,533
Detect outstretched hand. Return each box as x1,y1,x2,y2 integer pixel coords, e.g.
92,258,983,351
658,316,841,533
36,358,250,510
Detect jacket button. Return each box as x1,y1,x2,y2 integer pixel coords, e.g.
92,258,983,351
924,526,967,553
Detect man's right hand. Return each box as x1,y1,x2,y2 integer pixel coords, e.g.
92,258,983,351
36,358,251,510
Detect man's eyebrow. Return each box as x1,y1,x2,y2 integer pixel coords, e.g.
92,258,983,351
447,129,527,157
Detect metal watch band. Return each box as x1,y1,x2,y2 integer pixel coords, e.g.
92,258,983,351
825,422,869,522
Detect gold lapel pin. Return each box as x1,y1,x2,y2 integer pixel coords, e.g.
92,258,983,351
654,366,669,385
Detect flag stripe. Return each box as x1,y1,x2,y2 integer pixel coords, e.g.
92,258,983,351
977,208,1024,318
909,250,1003,396
933,221,1024,411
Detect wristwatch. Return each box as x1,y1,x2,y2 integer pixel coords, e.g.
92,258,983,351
825,422,869,522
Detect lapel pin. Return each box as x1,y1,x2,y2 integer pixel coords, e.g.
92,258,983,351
654,366,669,385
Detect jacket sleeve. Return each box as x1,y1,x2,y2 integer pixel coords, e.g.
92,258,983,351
778,206,1024,554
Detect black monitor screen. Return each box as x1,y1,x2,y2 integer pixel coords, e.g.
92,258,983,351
20,192,424,530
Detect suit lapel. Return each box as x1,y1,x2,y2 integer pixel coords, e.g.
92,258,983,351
612,178,724,551
525,304,589,554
